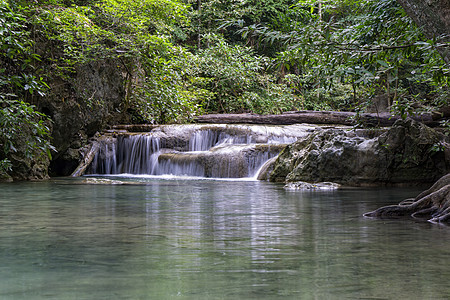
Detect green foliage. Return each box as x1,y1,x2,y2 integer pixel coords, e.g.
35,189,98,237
0,99,54,179
194,34,298,113
0,1,48,100
93,0,203,123
184,0,298,52
0,1,54,177
0,100,54,162
129,38,207,123
234,0,448,113
95,0,189,35
13,0,449,124
2,0,449,178
25,0,203,124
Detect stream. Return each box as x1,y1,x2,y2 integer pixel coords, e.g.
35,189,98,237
1,177,450,299
2,123,450,299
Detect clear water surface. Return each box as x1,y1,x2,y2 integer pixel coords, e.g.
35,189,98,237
1,177,449,299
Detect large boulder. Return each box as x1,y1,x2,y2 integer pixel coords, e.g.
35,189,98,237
269,119,450,185
37,59,126,176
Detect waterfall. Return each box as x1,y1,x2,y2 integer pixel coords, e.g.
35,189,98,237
84,124,316,179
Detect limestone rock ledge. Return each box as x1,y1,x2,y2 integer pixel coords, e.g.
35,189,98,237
269,119,450,186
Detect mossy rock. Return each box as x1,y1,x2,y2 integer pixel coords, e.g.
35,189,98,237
270,119,449,185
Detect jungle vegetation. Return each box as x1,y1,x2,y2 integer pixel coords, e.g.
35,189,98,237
0,0,449,176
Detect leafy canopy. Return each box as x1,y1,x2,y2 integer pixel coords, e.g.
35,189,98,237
233,0,449,113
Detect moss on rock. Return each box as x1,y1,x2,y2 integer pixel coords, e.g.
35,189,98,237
270,119,449,185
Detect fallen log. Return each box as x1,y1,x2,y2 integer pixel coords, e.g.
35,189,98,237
195,110,441,127
71,140,100,177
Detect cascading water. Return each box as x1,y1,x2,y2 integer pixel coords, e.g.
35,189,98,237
82,124,317,179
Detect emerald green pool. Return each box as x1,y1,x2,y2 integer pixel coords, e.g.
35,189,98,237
1,177,449,299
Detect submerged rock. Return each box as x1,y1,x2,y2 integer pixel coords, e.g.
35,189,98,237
256,156,278,180
82,178,124,185
284,181,341,190
270,119,449,185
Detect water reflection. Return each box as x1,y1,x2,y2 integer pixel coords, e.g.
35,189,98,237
0,179,449,299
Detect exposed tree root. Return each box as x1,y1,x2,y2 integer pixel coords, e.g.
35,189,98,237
364,174,450,224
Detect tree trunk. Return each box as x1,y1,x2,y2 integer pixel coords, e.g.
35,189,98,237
197,0,201,49
396,0,450,63
195,111,440,127
71,141,100,177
